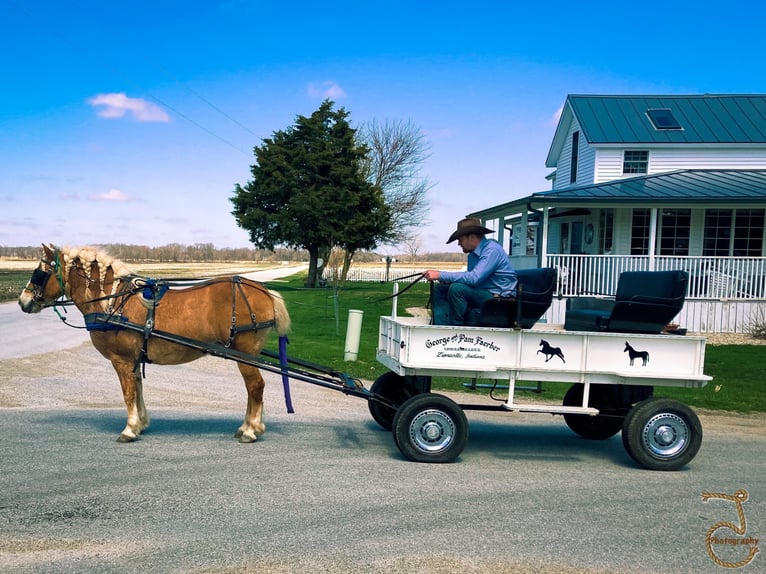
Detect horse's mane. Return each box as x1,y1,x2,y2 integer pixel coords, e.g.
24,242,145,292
63,246,133,277
61,246,134,302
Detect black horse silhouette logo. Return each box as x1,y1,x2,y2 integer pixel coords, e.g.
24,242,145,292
624,341,649,366
538,339,565,363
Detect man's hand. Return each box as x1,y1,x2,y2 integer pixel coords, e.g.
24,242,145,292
423,270,440,281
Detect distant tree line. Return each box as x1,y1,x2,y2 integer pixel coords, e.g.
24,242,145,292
0,243,306,263
0,244,462,264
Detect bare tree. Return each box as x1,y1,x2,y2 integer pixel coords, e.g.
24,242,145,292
403,237,423,263
358,119,433,245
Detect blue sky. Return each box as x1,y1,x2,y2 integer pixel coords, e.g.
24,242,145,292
2,1,765,254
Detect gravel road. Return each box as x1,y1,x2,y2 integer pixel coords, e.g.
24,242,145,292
1,267,764,574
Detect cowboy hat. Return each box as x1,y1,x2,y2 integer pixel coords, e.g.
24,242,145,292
447,217,495,243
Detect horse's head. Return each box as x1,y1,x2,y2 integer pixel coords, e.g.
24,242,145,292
18,244,66,313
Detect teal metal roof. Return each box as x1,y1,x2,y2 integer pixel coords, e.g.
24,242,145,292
529,169,766,206
568,94,766,144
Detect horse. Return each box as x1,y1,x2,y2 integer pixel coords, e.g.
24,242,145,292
537,339,565,363
624,341,649,366
18,244,291,444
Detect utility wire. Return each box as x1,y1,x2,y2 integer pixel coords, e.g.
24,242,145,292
8,0,258,156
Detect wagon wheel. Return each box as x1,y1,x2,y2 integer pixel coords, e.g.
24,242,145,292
621,398,703,471
392,394,468,463
562,384,625,440
368,372,419,431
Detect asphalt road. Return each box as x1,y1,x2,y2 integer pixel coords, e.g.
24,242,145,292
1,267,764,574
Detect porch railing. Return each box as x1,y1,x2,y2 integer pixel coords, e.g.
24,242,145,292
543,255,766,300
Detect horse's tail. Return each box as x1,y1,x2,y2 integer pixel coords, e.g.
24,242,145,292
270,290,291,336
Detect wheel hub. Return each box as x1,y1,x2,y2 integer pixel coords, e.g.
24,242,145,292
422,421,443,441
410,409,455,453
654,424,676,446
642,412,688,458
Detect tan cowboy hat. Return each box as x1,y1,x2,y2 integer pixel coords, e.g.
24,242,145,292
447,217,495,243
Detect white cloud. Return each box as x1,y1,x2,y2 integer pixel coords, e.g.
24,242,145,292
307,80,346,100
549,105,564,127
87,92,170,122
88,188,132,201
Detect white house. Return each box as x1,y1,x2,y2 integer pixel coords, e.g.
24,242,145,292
470,94,766,333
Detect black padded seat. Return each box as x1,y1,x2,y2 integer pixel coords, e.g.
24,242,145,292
564,270,689,334
468,267,558,329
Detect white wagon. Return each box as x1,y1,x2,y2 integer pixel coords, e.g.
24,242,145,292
369,273,710,471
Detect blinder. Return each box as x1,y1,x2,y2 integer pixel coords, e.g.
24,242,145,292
26,251,62,303
30,266,53,289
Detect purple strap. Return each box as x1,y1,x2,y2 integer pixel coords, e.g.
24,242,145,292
278,335,294,413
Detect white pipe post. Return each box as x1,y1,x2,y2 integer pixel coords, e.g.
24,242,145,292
344,309,364,361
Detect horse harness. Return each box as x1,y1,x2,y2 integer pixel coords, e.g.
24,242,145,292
28,253,275,375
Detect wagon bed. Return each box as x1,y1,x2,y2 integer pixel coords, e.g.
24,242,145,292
370,314,710,470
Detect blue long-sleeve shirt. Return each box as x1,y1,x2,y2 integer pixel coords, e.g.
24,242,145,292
438,238,518,297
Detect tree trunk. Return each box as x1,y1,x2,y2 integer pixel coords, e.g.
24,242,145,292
341,249,355,282
306,245,319,288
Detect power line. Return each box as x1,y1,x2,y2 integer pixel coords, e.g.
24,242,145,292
8,0,258,156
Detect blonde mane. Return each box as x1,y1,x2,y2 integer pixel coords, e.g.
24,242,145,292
61,246,133,306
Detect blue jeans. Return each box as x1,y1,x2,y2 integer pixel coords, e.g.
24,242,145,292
431,283,496,326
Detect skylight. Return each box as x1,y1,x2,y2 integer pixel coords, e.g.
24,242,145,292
647,108,683,130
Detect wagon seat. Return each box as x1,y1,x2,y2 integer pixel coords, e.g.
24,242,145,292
564,270,689,334
466,267,558,329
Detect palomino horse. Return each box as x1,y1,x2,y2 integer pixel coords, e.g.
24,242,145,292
18,244,291,443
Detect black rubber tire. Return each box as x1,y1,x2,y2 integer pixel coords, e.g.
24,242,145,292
562,384,625,440
392,394,468,463
368,372,418,431
621,398,703,471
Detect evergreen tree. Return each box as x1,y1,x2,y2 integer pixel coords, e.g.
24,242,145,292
231,100,391,287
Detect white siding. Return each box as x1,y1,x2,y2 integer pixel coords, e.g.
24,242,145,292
553,118,596,190
587,146,766,185
647,147,766,171
593,149,626,183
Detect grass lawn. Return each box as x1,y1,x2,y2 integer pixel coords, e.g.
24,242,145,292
261,274,765,414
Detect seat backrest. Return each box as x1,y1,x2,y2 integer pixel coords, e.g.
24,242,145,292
608,270,688,333
517,267,557,328
517,267,557,302
615,270,688,305
475,267,557,329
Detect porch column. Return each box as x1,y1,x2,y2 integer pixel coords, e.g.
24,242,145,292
494,216,505,250
648,208,658,270
540,207,549,267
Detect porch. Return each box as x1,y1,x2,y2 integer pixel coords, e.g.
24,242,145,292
533,254,766,334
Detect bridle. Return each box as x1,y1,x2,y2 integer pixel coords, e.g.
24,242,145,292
24,247,67,307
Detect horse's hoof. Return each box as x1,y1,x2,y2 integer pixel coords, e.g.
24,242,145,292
237,433,257,443
117,433,137,443
234,428,244,439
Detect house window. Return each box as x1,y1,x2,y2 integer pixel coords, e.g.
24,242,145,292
659,209,691,255
569,131,579,184
703,209,732,256
526,222,538,256
599,209,614,253
623,150,648,174
630,209,650,255
705,209,765,256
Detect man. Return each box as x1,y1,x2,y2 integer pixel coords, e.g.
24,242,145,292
424,217,517,326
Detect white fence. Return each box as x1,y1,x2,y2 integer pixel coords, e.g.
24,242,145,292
544,255,766,333
326,256,766,333
545,254,766,300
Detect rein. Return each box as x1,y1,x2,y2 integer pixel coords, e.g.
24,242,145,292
376,272,426,301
